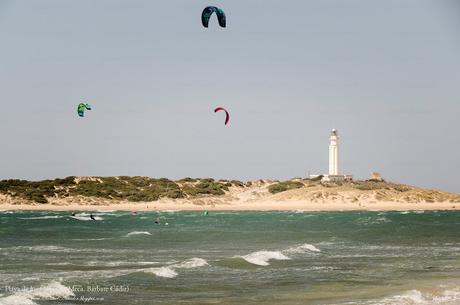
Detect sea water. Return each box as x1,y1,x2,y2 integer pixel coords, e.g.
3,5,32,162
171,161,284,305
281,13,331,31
0,210,459,304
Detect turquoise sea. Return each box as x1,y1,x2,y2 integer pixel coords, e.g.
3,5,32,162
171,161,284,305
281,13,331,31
0,210,459,305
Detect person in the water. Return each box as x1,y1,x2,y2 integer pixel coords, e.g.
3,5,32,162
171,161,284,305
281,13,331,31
90,214,96,221
154,217,160,224
71,212,76,217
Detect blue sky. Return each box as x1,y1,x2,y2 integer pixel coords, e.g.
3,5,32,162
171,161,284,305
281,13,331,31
0,0,459,192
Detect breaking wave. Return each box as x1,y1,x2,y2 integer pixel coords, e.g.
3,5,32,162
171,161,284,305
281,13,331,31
360,287,460,305
237,242,320,266
171,257,208,269
125,231,151,237
144,267,178,278
240,251,290,266
0,281,74,305
143,257,208,278
285,243,321,254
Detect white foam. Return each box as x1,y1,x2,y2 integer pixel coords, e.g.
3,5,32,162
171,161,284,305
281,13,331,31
19,216,62,220
126,231,151,237
10,245,72,252
85,261,159,267
172,258,208,269
143,257,208,278
135,261,161,266
70,215,103,221
364,287,460,305
144,267,178,278
241,251,290,266
45,262,73,266
70,238,112,241
356,216,391,226
0,282,74,305
28,282,74,299
92,212,117,216
0,295,37,305
285,243,321,254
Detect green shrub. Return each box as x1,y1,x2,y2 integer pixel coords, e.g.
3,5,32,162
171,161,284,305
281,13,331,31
182,181,227,196
268,181,304,194
230,180,244,187
164,189,185,199
178,177,197,183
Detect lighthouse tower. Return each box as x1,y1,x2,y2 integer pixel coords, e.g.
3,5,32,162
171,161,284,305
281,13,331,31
328,129,339,175
307,128,352,182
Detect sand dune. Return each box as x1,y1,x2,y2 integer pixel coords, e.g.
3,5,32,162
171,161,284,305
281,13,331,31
1,178,459,211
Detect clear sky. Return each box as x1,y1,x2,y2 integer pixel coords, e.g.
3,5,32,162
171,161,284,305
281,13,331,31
0,0,459,192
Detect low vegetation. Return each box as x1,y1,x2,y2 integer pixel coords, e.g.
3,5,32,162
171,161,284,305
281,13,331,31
181,178,228,196
1,176,457,204
0,177,76,204
0,176,248,204
350,180,411,192
268,181,305,194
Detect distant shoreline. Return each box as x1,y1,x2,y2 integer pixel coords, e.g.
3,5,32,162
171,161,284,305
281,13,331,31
1,176,459,212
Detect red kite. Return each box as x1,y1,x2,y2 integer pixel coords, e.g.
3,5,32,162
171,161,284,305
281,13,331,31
214,107,229,125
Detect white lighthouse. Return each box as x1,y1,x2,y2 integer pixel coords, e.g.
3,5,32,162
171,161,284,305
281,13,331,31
328,129,339,175
308,128,352,182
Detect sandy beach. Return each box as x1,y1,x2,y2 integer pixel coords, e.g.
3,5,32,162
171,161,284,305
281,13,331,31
1,199,458,212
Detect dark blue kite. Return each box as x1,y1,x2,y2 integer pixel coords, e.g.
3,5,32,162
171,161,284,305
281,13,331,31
202,6,226,28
